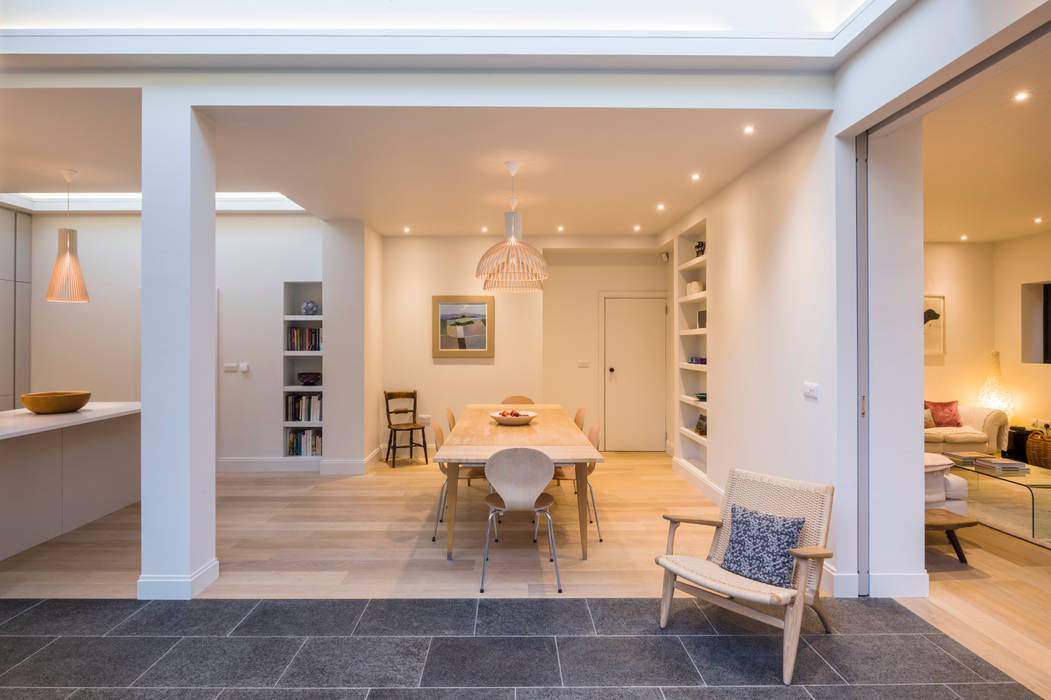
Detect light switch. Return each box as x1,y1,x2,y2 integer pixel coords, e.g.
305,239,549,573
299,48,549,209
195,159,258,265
803,382,819,400
223,362,238,373
577,361,591,368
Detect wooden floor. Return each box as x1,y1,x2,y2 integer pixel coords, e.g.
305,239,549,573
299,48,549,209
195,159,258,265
2,452,1050,696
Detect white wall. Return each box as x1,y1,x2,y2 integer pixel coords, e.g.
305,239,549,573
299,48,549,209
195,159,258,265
381,236,543,447
363,224,384,456
922,242,995,405
542,251,670,445
30,212,323,462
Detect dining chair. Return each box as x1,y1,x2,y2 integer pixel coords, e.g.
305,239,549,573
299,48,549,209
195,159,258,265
480,447,562,594
431,424,486,542
554,422,603,542
573,408,586,429
384,390,427,468
446,407,457,431
655,468,834,685
501,395,535,404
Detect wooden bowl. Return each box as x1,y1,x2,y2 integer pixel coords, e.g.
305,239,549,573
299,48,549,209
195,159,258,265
490,410,537,426
20,391,91,414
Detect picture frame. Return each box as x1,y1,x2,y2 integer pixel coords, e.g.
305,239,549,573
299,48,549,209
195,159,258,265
432,295,495,358
923,295,945,356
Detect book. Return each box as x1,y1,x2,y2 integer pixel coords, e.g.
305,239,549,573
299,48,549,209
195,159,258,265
944,451,988,464
975,457,1028,469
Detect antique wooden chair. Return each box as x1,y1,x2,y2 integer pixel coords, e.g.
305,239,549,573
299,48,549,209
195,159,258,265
383,390,427,468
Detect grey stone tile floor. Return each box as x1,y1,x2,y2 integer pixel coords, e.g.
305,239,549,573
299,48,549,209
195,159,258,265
0,597,1037,698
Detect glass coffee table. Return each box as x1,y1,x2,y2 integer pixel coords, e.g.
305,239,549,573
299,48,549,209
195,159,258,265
947,459,1051,543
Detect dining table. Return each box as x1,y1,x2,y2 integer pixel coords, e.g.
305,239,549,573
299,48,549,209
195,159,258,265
432,403,604,561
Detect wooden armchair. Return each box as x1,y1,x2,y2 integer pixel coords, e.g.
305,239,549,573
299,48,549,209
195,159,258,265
655,468,834,685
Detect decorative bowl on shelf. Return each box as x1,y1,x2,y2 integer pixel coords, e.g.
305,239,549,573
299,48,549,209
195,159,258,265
490,410,537,426
297,372,322,386
21,391,91,414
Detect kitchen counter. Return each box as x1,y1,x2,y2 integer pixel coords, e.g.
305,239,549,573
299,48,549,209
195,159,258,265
0,401,141,561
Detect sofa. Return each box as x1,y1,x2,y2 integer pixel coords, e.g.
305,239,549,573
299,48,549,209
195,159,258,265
924,405,1009,455
925,452,968,515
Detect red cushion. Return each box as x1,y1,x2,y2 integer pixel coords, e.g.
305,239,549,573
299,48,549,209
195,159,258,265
924,400,961,427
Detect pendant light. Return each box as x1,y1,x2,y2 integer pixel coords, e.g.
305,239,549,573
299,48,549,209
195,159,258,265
475,161,548,293
45,169,90,303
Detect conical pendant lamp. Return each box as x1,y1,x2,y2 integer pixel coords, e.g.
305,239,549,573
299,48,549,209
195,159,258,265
45,169,90,303
475,161,548,293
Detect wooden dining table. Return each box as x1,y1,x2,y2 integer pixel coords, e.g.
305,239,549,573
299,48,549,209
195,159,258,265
432,403,604,561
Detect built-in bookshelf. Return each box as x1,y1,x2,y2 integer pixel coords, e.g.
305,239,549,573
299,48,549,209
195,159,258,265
673,222,709,490
283,281,323,459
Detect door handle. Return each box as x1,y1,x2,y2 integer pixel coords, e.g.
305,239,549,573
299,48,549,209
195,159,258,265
609,367,615,373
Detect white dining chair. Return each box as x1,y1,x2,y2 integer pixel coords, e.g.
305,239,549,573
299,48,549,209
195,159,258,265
554,422,603,542
431,424,486,542
480,447,562,594
573,407,586,429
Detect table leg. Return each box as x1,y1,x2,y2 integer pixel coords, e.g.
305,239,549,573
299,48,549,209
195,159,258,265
945,529,967,564
575,462,589,560
445,463,459,560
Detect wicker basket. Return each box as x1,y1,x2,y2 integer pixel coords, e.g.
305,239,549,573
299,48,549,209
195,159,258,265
1026,432,1051,468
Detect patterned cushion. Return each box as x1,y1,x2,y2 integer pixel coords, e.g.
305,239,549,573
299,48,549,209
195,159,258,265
925,400,961,427
924,409,936,429
719,504,805,589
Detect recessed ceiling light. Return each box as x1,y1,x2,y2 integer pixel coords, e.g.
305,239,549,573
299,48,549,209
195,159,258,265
690,173,701,181
657,203,665,211
481,226,488,232
403,226,411,233
743,125,755,134
1036,217,1044,224
633,225,641,232
557,225,564,232
1014,91,1030,102
960,234,968,241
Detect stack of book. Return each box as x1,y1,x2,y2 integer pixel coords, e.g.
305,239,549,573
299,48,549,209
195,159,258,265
974,457,1030,475
287,428,322,457
287,327,322,351
943,451,986,465
286,394,322,422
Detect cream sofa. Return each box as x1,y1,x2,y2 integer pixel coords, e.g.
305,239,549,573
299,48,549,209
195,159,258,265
924,405,1009,455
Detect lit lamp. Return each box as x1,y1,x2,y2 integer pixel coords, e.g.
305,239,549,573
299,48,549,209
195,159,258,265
474,161,548,293
45,169,90,303
976,351,1013,416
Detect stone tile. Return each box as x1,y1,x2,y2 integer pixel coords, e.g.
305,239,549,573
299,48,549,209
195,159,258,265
367,691,514,699
805,634,984,685
72,690,221,699
232,601,366,637
805,685,958,699
948,683,1042,699
0,637,176,688
0,690,74,700
0,638,54,676
277,637,427,689
0,600,147,636
220,691,367,699
135,637,303,688
556,636,702,687
923,634,1012,682
799,598,937,635
475,599,593,636
110,600,260,637
0,603,41,627
662,688,811,699
680,635,842,686
353,600,475,636
420,637,561,687
695,604,782,636
586,599,714,635
517,689,663,699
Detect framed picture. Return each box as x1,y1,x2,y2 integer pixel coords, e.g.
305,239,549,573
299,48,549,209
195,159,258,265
432,295,495,358
923,295,945,356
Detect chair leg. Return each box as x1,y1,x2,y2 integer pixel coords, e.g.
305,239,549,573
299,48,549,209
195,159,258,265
545,511,562,593
659,570,675,629
588,482,603,542
391,430,399,468
385,431,393,464
945,529,967,564
421,428,429,464
432,481,447,542
481,511,495,593
439,484,447,523
782,596,806,685
533,515,540,543
810,595,833,634
493,512,500,542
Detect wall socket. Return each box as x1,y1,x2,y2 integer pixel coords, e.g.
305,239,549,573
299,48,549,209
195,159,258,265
1034,418,1051,433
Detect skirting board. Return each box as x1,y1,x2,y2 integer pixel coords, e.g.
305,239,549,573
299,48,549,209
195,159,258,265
217,457,320,473
672,457,723,505
822,563,859,598
137,558,219,600
868,571,930,598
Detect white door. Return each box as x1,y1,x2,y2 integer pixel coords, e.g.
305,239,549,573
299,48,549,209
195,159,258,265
603,297,666,451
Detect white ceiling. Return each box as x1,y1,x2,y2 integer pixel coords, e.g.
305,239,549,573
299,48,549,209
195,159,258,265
923,38,1051,243
0,95,826,236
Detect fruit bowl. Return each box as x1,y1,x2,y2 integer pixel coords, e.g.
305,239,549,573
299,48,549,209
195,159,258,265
21,391,91,414
490,410,537,426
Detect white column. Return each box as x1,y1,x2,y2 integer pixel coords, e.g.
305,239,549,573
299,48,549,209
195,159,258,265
319,219,367,475
138,93,219,599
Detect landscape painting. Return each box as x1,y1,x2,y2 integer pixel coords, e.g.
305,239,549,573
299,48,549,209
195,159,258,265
432,295,495,358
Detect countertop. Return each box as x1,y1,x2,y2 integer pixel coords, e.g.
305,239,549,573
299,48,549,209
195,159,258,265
0,402,141,441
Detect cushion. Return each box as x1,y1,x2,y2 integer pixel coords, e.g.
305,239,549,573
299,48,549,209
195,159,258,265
924,409,936,429
944,430,988,444
925,400,961,427
945,473,969,501
719,504,805,589
924,452,953,470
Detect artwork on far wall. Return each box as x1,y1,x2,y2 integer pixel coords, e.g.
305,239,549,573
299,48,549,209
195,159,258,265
432,295,495,358
923,295,945,356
